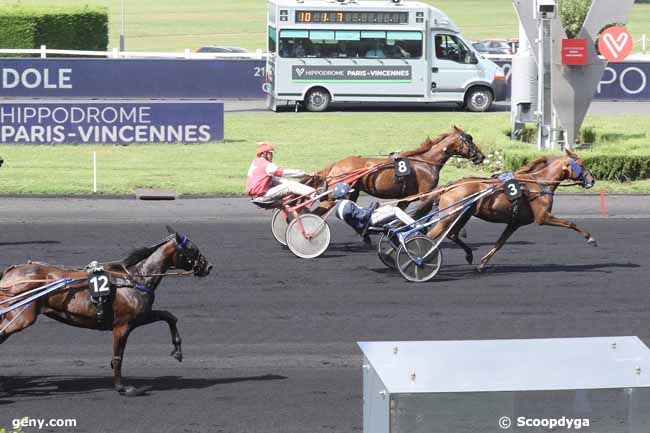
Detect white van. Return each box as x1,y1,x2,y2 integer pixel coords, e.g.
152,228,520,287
265,0,506,112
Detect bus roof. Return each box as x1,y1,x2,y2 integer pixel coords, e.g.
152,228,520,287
268,0,459,32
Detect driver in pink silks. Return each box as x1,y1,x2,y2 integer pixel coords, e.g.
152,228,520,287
245,142,316,203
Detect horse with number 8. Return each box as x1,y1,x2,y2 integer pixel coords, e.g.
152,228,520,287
308,126,485,218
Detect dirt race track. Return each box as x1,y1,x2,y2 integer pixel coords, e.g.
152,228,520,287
0,197,648,433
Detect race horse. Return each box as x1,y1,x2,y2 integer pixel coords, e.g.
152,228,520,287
0,227,212,396
425,149,597,272
309,126,485,218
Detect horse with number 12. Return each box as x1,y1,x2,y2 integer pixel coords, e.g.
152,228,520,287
0,226,212,396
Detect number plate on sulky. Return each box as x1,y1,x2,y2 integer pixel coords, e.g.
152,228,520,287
503,179,523,201
88,270,112,300
393,158,412,178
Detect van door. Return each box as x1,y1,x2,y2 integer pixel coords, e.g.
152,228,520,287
429,32,483,102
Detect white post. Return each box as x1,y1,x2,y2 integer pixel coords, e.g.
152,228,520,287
40,44,46,58
120,0,126,51
93,151,97,193
643,34,647,55
184,48,191,59
537,20,545,150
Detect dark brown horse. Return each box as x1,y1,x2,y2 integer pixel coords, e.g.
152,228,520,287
425,149,597,272
310,126,485,218
0,227,212,395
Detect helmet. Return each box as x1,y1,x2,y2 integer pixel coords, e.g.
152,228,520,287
332,182,353,200
256,142,275,157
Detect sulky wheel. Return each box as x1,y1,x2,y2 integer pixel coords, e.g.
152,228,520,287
286,214,331,259
271,209,290,246
377,232,399,270
396,236,443,283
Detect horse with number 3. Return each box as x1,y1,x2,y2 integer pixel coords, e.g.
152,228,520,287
426,150,598,272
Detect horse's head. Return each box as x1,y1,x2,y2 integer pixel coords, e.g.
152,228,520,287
448,126,485,164
166,226,212,277
563,149,595,189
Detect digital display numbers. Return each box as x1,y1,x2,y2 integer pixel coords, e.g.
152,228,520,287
295,11,409,25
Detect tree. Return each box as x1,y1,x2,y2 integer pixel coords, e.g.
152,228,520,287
559,0,591,38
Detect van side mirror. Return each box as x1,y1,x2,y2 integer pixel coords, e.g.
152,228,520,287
466,53,479,64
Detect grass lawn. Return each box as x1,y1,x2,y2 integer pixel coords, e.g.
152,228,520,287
0,0,648,53
0,112,647,195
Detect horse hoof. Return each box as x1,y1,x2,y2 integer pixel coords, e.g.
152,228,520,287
476,264,486,273
120,385,149,397
465,254,473,265
587,237,598,247
171,349,183,362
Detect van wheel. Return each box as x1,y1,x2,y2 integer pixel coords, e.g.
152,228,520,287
304,88,331,112
464,87,493,112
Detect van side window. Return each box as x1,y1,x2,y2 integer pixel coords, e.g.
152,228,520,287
435,34,472,64
279,30,422,59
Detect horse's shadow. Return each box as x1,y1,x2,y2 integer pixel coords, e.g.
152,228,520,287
0,374,286,399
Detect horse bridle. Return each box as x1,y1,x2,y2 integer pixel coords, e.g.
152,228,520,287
172,235,202,273
568,158,589,186
459,133,481,162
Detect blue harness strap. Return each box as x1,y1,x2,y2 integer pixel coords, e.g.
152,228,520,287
569,158,583,178
497,172,515,182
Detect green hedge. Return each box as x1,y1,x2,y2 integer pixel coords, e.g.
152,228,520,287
505,152,650,182
0,6,108,52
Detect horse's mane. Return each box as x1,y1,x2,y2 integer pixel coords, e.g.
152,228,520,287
399,132,451,158
515,156,558,174
122,239,169,267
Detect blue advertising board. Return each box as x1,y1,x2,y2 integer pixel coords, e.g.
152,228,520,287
495,60,650,100
0,59,266,99
0,102,224,144
1,58,648,101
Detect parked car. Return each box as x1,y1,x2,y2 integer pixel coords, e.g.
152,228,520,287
196,46,248,54
479,39,514,55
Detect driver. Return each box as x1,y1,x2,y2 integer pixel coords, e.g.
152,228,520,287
332,182,417,239
246,142,316,202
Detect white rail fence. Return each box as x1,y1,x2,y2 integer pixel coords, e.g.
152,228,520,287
1,44,649,61
0,45,268,60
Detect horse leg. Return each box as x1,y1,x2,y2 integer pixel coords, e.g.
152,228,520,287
447,212,474,264
537,213,597,246
149,310,183,362
111,323,133,394
477,224,519,272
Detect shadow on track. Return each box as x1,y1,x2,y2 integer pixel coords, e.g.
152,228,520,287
0,374,287,399
371,262,640,281
0,240,60,247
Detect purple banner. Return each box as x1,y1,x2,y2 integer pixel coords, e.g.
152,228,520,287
0,102,224,144
0,59,266,99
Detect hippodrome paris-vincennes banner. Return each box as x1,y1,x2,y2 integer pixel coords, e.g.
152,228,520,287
0,102,224,144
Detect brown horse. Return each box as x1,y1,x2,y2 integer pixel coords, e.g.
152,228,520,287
425,149,597,272
0,227,212,395
310,126,485,218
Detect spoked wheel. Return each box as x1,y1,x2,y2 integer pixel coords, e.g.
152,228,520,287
377,232,399,270
271,209,290,246
286,214,331,259
396,236,443,283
